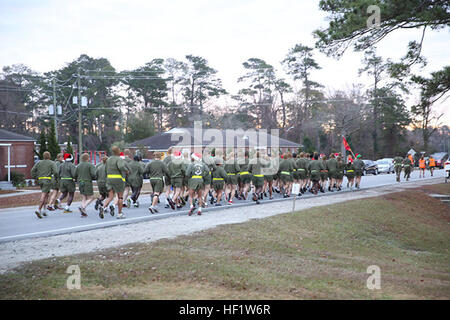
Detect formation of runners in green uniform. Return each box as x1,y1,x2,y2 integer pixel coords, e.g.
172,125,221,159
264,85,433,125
30,146,428,220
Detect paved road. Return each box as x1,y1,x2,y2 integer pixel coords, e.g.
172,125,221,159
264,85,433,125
0,169,447,243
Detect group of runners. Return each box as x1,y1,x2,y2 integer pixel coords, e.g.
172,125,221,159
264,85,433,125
30,145,444,220
393,153,437,182
30,146,372,219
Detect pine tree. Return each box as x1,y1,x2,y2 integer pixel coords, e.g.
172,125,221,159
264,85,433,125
66,135,74,156
38,130,48,160
47,122,61,160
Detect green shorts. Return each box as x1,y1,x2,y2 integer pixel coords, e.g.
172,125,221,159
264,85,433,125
280,172,293,183
97,182,108,197
51,178,59,191
79,180,94,196
264,175,274,182
297,169,307,180
107,178,125,194
60,179,76,194
335,171,344,180
320,171,328,181
39,180,52,193
212,181,225,191
203,173,212,185
226,174,238,185
189,178,204,191
355,170,363,177
171,177,183,188
292,170,300,180
150,178,164,193
345,172,355,179
183,176,189,187
239,174,252,184
252,176,265,188
309,171,320,182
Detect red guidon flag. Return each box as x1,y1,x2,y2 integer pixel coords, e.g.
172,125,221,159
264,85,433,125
343,137,352,152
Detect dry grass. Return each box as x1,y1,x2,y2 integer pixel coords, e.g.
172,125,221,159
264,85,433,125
0,184,449,300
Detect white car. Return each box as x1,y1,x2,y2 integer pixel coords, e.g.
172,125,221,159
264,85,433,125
376,159,394,174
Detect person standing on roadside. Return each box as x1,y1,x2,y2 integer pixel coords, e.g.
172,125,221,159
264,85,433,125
419,155,426,178
429,155,436,177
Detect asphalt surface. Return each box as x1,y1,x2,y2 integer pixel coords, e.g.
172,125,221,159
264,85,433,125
0,169,447,243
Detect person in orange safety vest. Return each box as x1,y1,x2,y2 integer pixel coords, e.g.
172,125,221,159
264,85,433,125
419,155,426,178
429,156,436,176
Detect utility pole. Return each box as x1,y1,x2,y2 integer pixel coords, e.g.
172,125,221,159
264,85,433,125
78,68,82,158
53,78,58,141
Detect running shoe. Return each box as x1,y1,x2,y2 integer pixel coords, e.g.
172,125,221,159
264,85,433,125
35,211,43,219
117,213,125,219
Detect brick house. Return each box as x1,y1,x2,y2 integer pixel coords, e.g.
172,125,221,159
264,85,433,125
0,129,36,180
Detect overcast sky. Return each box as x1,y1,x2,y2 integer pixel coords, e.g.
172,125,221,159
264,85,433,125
0,0,448,124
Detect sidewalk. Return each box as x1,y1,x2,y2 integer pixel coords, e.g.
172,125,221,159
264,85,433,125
0,189,41,199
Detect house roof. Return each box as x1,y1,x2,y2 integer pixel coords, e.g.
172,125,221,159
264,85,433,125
0,129,36,142
129,127,301,150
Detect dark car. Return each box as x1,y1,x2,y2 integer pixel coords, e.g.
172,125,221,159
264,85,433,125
430,152,449,169
362,159,379,175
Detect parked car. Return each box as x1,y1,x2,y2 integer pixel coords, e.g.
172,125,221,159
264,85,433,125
376,159,394,174
362,159,379,175
430,152,449,169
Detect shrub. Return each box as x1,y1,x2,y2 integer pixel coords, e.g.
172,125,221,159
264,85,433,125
6,171,26,188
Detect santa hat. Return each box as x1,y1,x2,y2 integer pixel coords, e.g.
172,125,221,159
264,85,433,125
173,151,182,159
64,153,73,162
191,153,202,161
120,152,125,159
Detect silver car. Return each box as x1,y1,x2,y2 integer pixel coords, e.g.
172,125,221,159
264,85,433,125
376,159,394,174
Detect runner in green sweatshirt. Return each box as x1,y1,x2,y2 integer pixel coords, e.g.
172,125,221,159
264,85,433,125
31,151,58,218
100,146,129,219
58,153,77,213
75,153,97,217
